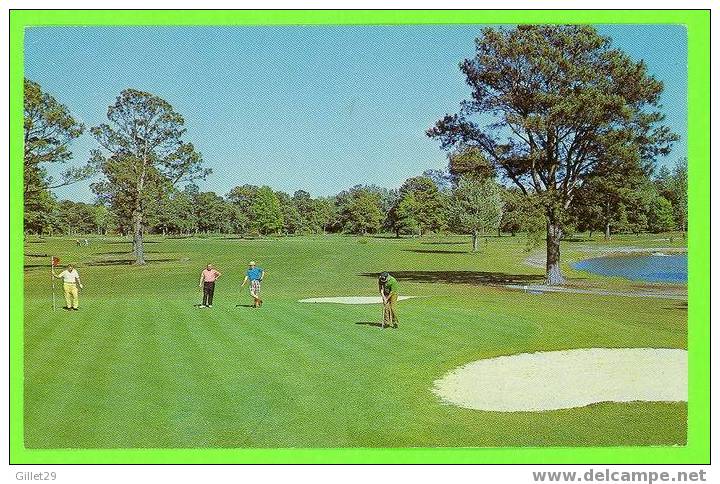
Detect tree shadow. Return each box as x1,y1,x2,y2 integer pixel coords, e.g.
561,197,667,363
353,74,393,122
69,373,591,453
88,258,177,266
24,264,50,270
359,270,544,286
92,250,160,255
235,304,256,308
663,301,688,311
369,235,405,240
105,240,161,244
402,249,468,255
420,241,468,245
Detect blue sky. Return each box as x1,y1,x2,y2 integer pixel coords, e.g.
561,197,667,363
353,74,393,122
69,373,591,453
25,25,687,202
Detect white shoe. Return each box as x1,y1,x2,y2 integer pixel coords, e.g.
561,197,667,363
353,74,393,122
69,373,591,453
208,305,213,308
199,305,206,308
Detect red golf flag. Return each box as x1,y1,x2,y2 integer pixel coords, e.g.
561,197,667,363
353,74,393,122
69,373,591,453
51,256,60,267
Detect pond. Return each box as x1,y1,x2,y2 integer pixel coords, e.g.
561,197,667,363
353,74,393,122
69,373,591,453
572,253,687,283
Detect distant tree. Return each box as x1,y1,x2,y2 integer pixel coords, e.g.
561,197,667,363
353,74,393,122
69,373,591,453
337,187,384,235
91,89,209,263
24,78,90,232
311,197,337,234
223,202,250,235
573,167,650,240
646,194,676,233
499,187,525,236
227,184,260,219
24,190,58,235
428,25,677,284
92,204,112,235
393,176,447,236
56,200,96,235
194,192,228,233
251,186,283,235
655,158,687,235
449,176,503,251
169,191,198,235
276,191,303,234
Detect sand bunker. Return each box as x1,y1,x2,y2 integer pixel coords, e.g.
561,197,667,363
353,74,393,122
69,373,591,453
433,348,687,412
298,296,417,304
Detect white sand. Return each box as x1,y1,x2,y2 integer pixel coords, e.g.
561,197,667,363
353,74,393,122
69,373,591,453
433,348,687,412
298,296,417,304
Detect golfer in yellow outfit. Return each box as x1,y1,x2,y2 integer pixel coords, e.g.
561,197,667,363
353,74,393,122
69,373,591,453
52,264,83,310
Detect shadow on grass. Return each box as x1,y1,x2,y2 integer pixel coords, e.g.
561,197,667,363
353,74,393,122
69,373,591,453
25,253,49,258
420,241,468,245
359,270,544,286
105,240,161,244
355,321,397,329
24,264,50,270
88,258,177,266
663,301,688,311
92,250,160,255
235,304,256,308
403,249,468,255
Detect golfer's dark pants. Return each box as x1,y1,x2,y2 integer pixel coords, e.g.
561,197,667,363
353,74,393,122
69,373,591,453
203,281,215,306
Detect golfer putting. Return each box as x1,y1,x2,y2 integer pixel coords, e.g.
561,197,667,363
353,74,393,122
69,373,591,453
51,264,83,310
379,271,399,329
241,261,265,308
199,264,222,308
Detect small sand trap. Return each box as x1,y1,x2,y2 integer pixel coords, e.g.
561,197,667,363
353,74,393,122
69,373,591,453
298,296,417,304
433,348,687,412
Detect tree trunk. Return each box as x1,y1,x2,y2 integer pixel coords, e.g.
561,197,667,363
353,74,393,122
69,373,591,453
132,208,146,265
545,221,564,285
472,230,479,252
604,200,611,240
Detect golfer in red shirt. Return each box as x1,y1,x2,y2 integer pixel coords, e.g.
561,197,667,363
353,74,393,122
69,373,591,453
199,264,222,308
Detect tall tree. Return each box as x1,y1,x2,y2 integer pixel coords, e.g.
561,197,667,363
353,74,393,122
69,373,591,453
90,89,209,263
24,79,90,232
337,186,384,235
251,186,284,235
655,158,688,235
449,176,503,251
393,176,447,236
428,25,677,284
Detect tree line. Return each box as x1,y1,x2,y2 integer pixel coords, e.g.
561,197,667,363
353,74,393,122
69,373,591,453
24,25,686,284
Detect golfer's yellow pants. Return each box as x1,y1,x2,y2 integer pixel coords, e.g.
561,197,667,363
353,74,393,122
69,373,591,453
383,293,398,324
63,283,79,309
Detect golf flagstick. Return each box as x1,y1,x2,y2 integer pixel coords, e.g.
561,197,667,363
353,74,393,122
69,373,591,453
51,256,58,310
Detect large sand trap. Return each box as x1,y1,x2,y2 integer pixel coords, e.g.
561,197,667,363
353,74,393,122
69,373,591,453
433,348,687,412
298,296,417,304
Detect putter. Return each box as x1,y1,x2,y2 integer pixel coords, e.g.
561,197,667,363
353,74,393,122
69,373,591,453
381,297,386,329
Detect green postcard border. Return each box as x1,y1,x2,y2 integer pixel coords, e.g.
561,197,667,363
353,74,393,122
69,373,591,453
9,9,710,464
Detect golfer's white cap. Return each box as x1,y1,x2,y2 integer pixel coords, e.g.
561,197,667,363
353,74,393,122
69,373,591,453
249,261,256,265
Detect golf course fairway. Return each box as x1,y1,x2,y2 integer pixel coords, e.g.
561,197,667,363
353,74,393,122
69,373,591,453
23,234,688,448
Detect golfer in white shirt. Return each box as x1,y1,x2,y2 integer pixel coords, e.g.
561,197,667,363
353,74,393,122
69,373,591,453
52,264,84,310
